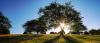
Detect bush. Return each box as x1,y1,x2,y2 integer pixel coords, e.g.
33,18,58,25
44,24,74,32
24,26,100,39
0,29,10,34
50,32,57,34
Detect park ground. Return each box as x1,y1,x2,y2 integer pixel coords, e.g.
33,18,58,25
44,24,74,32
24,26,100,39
0,34,100,43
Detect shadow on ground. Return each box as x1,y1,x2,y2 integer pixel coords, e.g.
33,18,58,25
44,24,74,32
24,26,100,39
43,35,60,43
0,35,43,43
63,35,82,43
44,35,82,43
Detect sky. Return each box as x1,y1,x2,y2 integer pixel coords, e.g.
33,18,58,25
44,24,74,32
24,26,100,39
0,0,100,34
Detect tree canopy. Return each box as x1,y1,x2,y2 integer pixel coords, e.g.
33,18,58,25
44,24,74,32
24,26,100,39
23,2,87,34
89,29,100,35
71,22,87,32
38,2,86,32
0,12,11,34
23,19,47,34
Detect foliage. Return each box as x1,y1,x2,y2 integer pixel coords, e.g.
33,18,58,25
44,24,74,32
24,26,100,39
38,2,86,32
71,22,87,32
0,12,11,34
23,19,47,34
50,32,57,34
89,29,100,35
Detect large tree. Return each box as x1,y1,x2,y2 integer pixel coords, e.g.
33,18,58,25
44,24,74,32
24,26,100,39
23,19,47,34
38,2,86,35
0,12,11,34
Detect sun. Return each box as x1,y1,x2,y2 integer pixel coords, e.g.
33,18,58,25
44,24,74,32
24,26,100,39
59,22,70,34
63,25,70,34
60,22,65,29
46,22,70,34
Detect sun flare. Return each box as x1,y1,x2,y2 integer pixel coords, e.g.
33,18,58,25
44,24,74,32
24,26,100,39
60,22,65,29
46,24,70,34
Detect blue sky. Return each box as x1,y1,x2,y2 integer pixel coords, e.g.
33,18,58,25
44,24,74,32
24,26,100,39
0,0,100,34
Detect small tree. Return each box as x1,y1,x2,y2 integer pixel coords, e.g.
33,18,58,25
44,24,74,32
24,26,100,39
89,29,100,35
23,19,47,34
0,12,11,34
89,29,97,35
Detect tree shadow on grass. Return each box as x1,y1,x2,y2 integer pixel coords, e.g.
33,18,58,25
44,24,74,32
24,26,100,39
43,34,83,43
43,35,60,43
63,35,82,43
0,34,43,43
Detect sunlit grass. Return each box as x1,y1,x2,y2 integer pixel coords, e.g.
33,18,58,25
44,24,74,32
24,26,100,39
1,34,100,43
66,34,100,43
54,37,67,43
20,34,59,43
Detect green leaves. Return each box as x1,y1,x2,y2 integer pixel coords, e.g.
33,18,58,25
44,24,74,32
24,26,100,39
38,2,86,32
23,19,47,34
0,12,11,34
71,22,87,32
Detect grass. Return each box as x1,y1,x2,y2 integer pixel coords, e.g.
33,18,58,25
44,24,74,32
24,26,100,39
54,37,67,43
67,34,100,43
0,34,59,43
22,34,59,43
0,34,100,43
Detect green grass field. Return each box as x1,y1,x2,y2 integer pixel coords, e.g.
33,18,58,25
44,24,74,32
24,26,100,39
0,34,100,43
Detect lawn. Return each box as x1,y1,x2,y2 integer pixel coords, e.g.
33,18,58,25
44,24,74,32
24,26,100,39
0,34,100,43
68,34,100,43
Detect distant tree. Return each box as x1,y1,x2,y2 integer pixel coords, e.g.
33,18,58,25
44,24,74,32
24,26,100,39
38,2,85,35
23,19,47,34
84,31,89,35
23,31,27,34
50,32,57,34
41,31,46,34
89,29,100,35
89,29,97,35
97,29,100,34
69,32,80,34
0,12,11,34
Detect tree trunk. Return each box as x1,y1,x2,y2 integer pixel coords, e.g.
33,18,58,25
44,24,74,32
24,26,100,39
37,32,39,35
60,29,64,37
